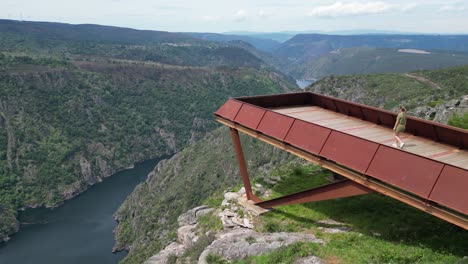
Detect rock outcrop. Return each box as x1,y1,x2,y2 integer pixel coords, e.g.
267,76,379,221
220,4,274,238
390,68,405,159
145,185,324,264
413,95,468,124
198,229,323,264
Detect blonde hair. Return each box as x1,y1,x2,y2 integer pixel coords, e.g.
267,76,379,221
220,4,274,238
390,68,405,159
399,105,406,112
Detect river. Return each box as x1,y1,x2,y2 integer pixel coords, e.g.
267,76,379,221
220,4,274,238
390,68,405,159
296,79,317,89
0,158,163,264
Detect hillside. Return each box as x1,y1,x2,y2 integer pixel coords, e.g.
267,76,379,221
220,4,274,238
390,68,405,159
287,47,468,79
276,34,468,61
273,34,468,79
113,127,295,263
115,65,468,263
185,33,281,52
0,49,297,241
308,65,468,115
0,19,198,44
0,20,266,69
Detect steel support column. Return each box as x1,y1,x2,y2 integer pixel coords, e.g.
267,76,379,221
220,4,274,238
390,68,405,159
230,128,262,203
255,180,373,208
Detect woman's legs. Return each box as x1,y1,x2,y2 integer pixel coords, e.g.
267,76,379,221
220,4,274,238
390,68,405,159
394,131,404,148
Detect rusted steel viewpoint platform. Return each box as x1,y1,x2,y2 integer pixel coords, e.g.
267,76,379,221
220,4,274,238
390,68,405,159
214,92,468,230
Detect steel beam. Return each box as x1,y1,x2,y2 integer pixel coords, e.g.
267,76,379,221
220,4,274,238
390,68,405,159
229,128,262,203
255,180,373,208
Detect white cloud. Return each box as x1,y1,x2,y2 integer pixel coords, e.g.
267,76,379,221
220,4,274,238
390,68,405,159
235,9,248,21
439,4,467,12
400,3,418,12
307,1,393,17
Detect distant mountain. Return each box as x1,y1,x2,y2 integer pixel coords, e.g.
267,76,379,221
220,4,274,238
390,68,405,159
223,31,295,43
0,19,265,69
275,34,468,62
288,47,468,79
223,30,432,42
0,19,198,45
185,32,281,52
272,34,468,79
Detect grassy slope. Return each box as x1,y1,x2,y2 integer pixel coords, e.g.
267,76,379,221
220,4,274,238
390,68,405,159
214,162,467,264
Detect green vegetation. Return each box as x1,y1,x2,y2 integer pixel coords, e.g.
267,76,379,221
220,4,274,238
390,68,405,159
310,73,436,110
448,113,468,129
309,65,468,111
234,242,319,264
206,253,230,264
0,20,263,69
0,50,295,240
181,233,216,262
250,162,468,264
197,212,223,236
415,65,468,99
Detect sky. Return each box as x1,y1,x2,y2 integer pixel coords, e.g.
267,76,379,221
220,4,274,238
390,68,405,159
1,0,468,34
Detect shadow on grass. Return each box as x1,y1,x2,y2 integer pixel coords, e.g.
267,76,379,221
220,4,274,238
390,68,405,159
266,171,468,258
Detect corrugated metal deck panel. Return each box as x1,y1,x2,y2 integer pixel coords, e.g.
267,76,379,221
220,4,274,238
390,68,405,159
257,111,295,140
284,120,331,155
366,146,444,198
320,131,379,173
234,104,266,130
429,166,468,214
214,99,242,121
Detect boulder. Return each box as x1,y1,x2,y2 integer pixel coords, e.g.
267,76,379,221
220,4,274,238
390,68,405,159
224,192,240,201
177,225,197,248
177,205,210,226
294,256,323,264
198,229,323,263
144,242,186,264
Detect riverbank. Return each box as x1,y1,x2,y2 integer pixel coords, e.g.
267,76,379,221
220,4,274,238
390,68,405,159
0,158,164,264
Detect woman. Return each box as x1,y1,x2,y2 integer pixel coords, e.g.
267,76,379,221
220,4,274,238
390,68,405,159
393,105,407,149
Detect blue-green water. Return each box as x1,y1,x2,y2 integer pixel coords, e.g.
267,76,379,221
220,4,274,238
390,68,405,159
0,158,162,264
296,79,317,89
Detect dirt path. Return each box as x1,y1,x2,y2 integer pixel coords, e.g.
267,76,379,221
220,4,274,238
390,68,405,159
404,73,442,89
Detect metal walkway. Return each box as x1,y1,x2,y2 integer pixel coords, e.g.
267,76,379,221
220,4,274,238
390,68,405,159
214,92,468,230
